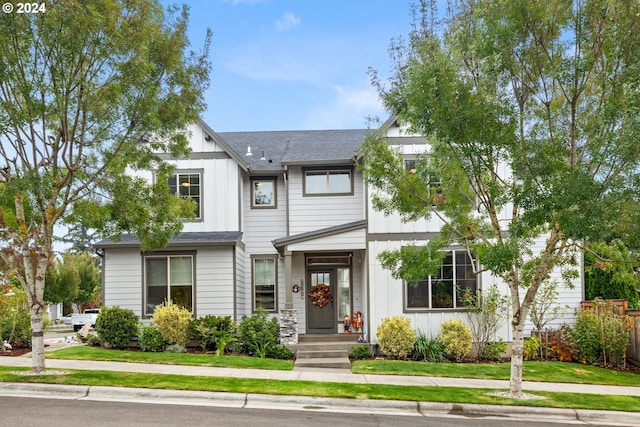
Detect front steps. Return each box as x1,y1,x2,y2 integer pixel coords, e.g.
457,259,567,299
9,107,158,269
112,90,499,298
291,334,360,370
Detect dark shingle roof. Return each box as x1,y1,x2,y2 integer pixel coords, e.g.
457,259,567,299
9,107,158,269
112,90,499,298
219,129,369,172
95,232,242,249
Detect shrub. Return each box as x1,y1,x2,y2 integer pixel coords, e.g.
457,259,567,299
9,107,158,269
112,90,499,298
412,329,446,362
571,308,601,365
138,324,166,352
543,325,577,362
376,316,416,359
349,345,372,360
481,339,507,362
152,300,192,346
523,336,540,361
190,315,237,355
438,319,472,361
0,283,31,348
94,306,138,349
460,285,510,361
87,334,103,347
165,343,187,353
266,344,294,360
238,307,279,358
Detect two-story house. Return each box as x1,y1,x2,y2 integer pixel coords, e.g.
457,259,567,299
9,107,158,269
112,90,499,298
96,118,583,344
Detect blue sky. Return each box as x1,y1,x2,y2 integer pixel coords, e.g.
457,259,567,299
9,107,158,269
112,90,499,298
179,0,416,132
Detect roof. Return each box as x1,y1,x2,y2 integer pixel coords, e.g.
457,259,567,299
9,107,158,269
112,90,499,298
272,219,367,252
95,231,243,249
219,129,369,172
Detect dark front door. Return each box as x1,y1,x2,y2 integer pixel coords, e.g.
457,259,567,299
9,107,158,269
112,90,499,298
307,270,335,333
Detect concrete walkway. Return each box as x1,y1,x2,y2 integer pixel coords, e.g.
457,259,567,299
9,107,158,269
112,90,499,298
2,344,640,425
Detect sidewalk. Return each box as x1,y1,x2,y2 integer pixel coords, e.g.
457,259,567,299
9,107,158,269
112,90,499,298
2,345,640,425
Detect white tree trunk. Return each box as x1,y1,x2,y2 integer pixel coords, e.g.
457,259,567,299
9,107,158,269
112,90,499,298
509,320,525,396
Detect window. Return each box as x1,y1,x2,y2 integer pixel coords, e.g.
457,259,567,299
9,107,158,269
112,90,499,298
144,254,194,316
403,157,443,205
253,256,277,311
304,169,352,195
251,178,276,208
405,250,477,310
168,173,201,219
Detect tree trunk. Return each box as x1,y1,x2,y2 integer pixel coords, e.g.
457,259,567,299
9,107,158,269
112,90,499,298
509,318,526,396
29,303,46,372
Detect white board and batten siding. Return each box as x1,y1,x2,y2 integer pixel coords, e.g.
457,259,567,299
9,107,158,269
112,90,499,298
367,238,582,345
287,167,365,235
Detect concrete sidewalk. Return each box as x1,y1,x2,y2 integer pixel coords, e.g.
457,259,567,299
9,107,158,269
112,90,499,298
2,347,640,425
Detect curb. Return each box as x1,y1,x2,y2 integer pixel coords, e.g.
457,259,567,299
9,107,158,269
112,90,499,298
2,382,640,425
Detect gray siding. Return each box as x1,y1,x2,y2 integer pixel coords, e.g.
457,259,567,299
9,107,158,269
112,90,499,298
103,249,143,316
195,247,235,317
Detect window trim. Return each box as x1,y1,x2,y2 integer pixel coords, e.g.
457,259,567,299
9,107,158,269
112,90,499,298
142,251,196,318
250,177,278,209
403,248,479,312
251,254,278,313
162,169,204,222
302,166,354,196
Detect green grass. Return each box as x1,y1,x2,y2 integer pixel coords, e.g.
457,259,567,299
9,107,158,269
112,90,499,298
47,346,294,370
352,360,640,387
1,365,639,412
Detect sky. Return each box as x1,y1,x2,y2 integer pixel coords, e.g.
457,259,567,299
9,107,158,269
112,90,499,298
177,0,417,132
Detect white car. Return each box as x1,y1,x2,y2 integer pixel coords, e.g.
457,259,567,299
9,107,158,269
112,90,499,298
61,314,73,325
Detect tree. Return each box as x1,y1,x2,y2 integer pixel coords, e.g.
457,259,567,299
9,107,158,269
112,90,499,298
45,251,102,310
0,0,210,372
363,0,640,397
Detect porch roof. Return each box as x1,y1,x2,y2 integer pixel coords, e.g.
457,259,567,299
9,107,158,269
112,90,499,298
272,220,367,254
94,231,243,249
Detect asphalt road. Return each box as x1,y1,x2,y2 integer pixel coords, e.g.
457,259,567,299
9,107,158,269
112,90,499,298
0,396,603,427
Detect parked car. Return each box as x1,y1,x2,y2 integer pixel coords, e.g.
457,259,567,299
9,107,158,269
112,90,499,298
71,309,100,332
62,314,73,325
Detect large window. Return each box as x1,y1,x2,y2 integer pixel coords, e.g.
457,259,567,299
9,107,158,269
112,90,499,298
404,157,443,206
253,256,277,312
304,169,352,195
405,250,477,310
145,255,194,316
251,178,276,208
168,173,201,219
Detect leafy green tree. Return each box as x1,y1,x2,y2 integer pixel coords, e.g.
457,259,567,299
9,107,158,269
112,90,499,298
363,0,640,396
585,242,639,309
0,0,210,372
45,252,101,310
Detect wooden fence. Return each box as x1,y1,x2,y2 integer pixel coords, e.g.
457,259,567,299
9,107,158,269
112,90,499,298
580,299,640,364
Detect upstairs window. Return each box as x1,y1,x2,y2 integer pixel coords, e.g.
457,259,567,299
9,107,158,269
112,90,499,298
168,173,201,219
304,169,353,195
251,178,276,208
405,249,477,310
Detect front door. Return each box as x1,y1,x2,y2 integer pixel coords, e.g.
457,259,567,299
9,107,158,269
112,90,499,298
307,270,335,333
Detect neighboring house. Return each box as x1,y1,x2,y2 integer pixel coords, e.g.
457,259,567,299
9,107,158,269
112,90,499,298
96,118,583,344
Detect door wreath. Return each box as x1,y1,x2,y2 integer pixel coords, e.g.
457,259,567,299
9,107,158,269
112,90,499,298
309,284,332,308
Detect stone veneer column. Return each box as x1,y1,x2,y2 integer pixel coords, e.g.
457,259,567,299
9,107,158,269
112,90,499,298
279,308,298,345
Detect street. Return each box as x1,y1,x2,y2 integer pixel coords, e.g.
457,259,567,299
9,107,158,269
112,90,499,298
0,396,602,427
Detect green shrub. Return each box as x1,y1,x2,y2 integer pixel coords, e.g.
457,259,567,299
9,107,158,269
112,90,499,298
138,324,166,352
439,319,472,361
190,315,237,355
152,300,192,346
570,308,601,365
413,329,446,362
165,343,187,353
87,334,103,347
349,345,372,360
94,306,138,349
238,307,279,358
523,336,540,360
376,316,416,359
0,283,31,348
266,344,294,360
481,338,507,362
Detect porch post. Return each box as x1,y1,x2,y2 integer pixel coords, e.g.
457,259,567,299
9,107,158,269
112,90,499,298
284,249,293,309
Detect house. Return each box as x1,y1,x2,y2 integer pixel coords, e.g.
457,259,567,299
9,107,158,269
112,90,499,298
96,118,583,345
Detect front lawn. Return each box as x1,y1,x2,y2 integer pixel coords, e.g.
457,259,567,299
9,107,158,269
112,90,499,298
47,346,294,370
351,359,640,387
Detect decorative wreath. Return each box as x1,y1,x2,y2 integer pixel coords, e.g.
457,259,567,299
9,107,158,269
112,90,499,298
309,284,332,308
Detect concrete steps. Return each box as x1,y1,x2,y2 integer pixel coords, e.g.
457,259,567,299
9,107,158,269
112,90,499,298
291,334,360,370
